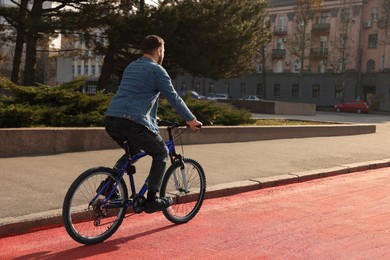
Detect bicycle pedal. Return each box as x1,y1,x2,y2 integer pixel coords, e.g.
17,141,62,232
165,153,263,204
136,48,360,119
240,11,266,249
126,165,136,174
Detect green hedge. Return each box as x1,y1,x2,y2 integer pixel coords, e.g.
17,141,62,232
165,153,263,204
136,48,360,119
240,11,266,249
0,77,253,127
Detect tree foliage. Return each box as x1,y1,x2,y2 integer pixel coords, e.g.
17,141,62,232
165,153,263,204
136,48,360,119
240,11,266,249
328,0,357,102
168,0,269,79
90,0,270,89
379,0,390,70
68,0,269,90
287,0,322,75
0,0,104,85
93,1,172,90
1,0,270,89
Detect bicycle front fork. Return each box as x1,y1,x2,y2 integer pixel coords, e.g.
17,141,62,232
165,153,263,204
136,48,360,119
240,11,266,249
173,160,189,193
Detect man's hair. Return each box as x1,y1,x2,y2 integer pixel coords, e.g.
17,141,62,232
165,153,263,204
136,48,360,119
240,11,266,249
141,35,164,54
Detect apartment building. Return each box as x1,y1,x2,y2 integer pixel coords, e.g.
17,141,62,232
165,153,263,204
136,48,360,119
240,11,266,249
56,33,104,94
177,0,390,111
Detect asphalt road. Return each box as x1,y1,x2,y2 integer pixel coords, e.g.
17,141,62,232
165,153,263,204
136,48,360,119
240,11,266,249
2,166,390,259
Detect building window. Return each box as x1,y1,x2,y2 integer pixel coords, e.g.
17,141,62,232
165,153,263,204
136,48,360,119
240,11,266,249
278,15,286,32
312,84,320,98
257,63,263,73
335,85,343,99
195,82,201,93
224,82,230,94
320,36,328,54
181,82,186,91
209,82,215,93
368,34,378,49
240,83,246,94
273,84,281,97
277,38,286,49
86,85,97,94
320,12,329,24
388,89,390,106
367,59,375,73
275,60,283,73
341,8,350,22
371,7,380,22
292,84,300,98
318,61,326,73
293,60,301,73
256,83,263,97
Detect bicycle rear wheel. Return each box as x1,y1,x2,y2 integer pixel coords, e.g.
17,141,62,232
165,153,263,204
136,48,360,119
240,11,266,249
62,167,128,245
160,158,206,224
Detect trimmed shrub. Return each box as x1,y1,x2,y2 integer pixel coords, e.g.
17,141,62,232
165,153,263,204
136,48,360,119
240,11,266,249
0,77,253,127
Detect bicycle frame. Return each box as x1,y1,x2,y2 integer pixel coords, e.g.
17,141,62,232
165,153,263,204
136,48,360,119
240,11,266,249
92,125,186,210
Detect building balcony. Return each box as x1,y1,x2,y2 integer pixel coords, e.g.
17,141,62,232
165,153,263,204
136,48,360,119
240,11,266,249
272,49,286,58
273,27,287,35
311,23,330,32
310,48,328,57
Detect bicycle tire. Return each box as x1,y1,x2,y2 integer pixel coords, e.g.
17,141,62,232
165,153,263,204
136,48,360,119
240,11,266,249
62,167,128,245
160,158,206,224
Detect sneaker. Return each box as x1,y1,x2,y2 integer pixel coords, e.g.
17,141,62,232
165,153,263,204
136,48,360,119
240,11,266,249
144,197,173,214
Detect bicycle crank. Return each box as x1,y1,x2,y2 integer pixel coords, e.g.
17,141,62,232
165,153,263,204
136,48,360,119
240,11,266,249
132,195,146,214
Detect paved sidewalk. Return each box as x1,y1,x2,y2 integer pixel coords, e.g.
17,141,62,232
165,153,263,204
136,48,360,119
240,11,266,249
1,112,390,236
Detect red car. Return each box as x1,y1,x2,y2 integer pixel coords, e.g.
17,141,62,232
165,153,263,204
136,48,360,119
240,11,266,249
334,99,370,113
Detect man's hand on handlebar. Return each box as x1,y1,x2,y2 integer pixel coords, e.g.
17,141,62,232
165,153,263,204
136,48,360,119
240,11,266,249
186,118,202,131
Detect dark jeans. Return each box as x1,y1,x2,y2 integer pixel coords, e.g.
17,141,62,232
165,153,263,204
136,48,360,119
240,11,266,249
105,116,168,193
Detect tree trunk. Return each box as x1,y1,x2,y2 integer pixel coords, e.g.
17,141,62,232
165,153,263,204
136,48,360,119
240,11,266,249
11,31,25,84
98,54,115,92
22,0,43,85
23,33,38,85
260,45,267,99
340,73,346,103
140,0,145,14
11,0,29,84
261,70,267,99
300,24,307,75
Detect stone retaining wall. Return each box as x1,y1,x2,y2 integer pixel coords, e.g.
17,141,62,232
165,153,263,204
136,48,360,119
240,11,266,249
0,124,376,157
223,100,316,116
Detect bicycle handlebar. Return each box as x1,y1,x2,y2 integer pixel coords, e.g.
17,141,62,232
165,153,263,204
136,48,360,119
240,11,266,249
158,120,202,129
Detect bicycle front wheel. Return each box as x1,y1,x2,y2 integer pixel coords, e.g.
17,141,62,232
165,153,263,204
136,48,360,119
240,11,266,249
160,158,206,224
62,167,128,245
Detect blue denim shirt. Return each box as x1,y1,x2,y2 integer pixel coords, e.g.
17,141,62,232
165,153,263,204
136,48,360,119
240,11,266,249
106,57,195,134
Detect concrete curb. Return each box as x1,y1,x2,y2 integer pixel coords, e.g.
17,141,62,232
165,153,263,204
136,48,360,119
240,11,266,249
1,158,390,238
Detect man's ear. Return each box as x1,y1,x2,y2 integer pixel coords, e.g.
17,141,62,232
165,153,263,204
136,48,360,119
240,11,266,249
157,46,162,56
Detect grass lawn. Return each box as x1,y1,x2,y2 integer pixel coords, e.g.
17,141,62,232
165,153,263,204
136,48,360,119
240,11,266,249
253,119,338,126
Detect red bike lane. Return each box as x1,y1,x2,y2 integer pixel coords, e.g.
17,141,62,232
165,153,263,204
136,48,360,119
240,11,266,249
2,167,390,259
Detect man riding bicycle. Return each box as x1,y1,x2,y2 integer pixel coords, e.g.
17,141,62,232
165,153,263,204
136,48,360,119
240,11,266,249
105,35,202,214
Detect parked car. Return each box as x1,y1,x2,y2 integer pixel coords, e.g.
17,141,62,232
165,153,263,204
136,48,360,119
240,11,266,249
178,90,206,100
239,95,261,101
334,99,370,113
207,94,232,100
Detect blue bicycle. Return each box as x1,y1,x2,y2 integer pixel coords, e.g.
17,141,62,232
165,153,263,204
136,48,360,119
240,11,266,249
62,121,206,245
